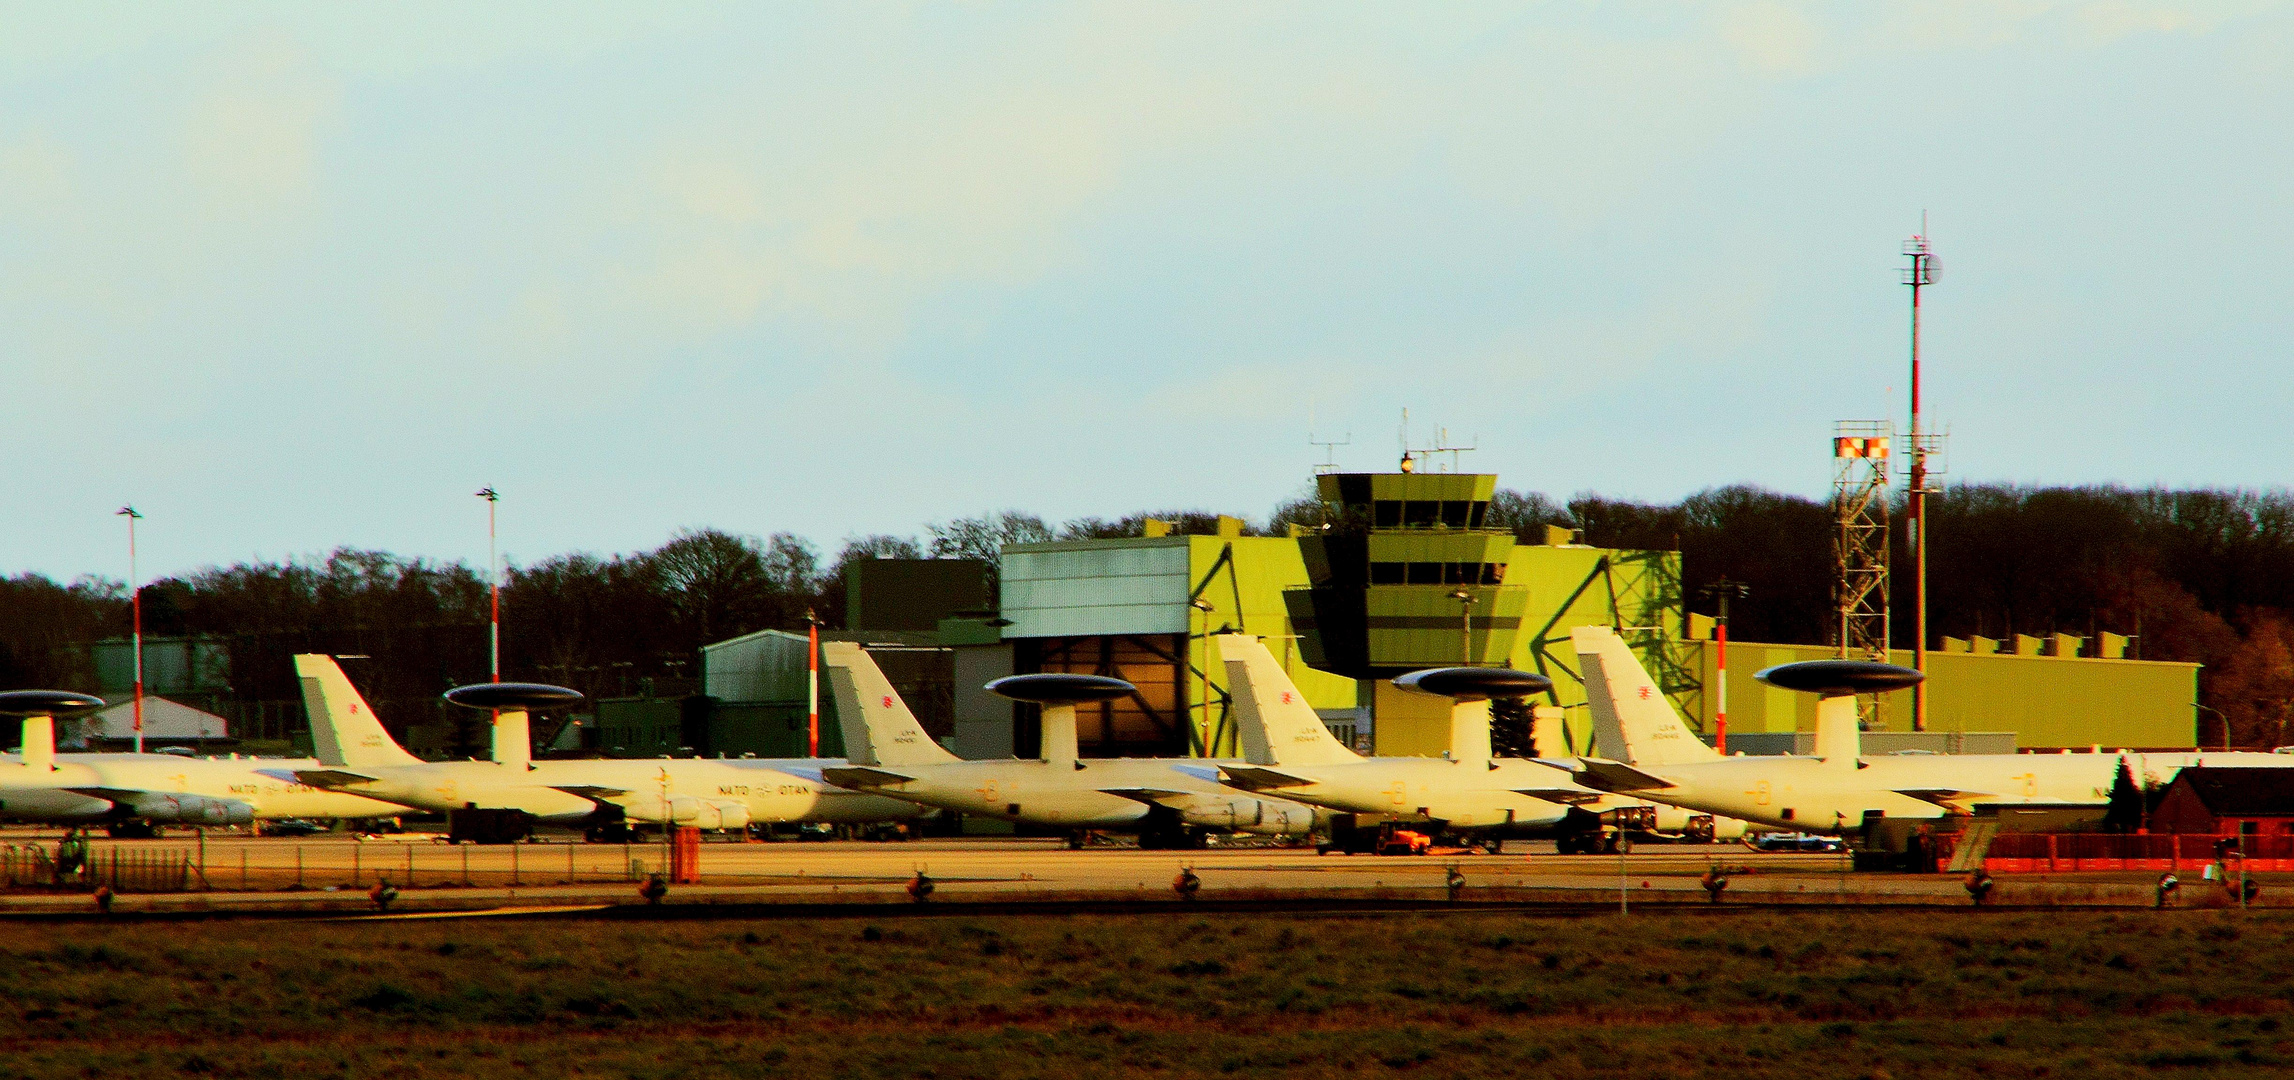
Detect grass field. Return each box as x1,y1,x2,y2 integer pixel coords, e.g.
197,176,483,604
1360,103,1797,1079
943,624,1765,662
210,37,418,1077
3,908,2291,1079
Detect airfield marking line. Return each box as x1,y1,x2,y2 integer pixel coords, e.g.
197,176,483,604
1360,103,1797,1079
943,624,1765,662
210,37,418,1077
323,904,616,921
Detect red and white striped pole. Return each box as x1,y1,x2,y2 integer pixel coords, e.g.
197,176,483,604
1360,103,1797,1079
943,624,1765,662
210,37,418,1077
806,608,820,758
1703,580,1745,756
1714,614,1728,756
117,506,144,754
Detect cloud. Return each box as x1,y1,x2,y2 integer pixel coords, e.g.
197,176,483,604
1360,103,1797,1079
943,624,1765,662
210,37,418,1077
178,32,338,212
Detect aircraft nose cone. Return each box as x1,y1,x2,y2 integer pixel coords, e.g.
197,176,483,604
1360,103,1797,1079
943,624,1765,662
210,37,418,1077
985,673,1136,704
1392,667,1552,701
0,690,108,717
1754,660,1924,696
442,682,586,711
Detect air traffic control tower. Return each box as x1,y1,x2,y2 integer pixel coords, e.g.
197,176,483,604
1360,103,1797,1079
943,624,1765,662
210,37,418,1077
1281,470,1685,757
1285,471,1530,676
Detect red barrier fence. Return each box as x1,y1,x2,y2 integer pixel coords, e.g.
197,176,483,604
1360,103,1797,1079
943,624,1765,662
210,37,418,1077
1953,832,2292,873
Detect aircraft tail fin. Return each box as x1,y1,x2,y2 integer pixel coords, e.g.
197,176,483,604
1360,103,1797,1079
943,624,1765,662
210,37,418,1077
1571,626,1720,766
294,654,423,768
822,641,961,767
1218,634,1358,766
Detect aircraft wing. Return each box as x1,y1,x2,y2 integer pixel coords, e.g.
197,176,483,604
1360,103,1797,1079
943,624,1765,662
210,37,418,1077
292,769,380,788
1566,758,1678,793
764,763,828,783
1511,787,1609,805
1098,787,1194,807
819,766,916,789
549,785,633,802
63,787,163,804
1893,788,1997,808
1217,765,1317,790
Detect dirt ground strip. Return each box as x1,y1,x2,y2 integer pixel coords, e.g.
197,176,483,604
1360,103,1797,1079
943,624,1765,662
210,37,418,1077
3,908,2292,1079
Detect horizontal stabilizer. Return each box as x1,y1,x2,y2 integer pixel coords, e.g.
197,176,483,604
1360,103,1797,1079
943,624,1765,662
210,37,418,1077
1893,788,1996,807
1218,765,1317,790
292,769,380,788
1098,787,1192,806
549,785,633,801
820,766,916,789
1568,758,1678,792
1511,787,1608,805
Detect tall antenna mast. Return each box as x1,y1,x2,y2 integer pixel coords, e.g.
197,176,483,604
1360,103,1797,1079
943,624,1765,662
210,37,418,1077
1308,430,1352,474
1902,219,1940,732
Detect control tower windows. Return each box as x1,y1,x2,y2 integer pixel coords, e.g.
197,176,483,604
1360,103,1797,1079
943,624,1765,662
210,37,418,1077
1365,500,1491,529
1368,562,1507,585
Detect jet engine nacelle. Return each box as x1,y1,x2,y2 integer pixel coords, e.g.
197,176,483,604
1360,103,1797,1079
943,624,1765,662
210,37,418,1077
700,798,750,830
119,793,256,826
617,794,751,830
1175,796,1316,837
1643,806,1749,842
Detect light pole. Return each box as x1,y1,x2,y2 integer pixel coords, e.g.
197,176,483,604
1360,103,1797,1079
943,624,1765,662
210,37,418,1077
2195,703,2230,752
1449,589,1476,665
476,487,500,682
116,506,144,754
1701,579,1748,755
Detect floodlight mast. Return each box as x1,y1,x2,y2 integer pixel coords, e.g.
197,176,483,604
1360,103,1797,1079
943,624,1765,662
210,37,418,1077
477,487,500,683
116,505,144,754
1903,224,1938,732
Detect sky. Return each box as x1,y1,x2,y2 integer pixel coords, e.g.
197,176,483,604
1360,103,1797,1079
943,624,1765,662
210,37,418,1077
5,2,2291,583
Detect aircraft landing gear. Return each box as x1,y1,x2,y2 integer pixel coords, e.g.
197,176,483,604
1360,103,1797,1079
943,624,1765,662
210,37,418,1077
1556,831,1627,855
105,821,160,840
1482,837,1504,855
1138,828,1205,851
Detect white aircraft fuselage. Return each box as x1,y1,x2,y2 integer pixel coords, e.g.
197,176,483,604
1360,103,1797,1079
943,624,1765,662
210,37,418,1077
1598,750,2284,835
311,757,924,828
1564,623,2294,836
0,752,407,824
292,653,926,829
1226,757,1577,831
820,757,1318,835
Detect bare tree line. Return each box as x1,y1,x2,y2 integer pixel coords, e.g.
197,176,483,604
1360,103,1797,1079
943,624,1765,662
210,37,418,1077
5,482,2294,746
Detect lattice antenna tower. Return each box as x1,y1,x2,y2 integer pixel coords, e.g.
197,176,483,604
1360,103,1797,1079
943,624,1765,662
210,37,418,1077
1833,422,1893,664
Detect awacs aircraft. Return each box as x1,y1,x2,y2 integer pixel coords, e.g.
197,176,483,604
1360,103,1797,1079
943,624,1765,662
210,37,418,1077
1554,625,2294,839
292,655,927,836
0,690,406,832
816,641,1323,848
1212,635,1739,852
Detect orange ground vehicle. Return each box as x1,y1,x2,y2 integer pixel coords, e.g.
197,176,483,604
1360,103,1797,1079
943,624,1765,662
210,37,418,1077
1318,819,1435,856
1378,828,1432,856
